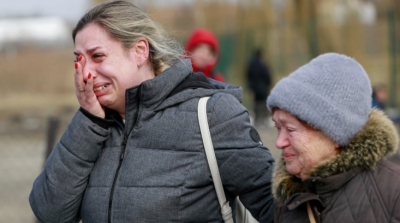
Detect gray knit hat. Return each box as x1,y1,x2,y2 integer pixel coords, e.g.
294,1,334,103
267,53,372,146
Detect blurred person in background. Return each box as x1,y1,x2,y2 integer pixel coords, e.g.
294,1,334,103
29,1,276,223
246,48,272,128
267,53,400,222
372,84,387,110
185,28,225,82
372,84,400,123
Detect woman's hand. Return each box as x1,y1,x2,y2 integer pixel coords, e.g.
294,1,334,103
74,56,105,118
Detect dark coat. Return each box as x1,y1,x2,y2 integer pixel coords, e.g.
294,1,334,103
247,57,271,101
273,109,400,223
29,59,275,223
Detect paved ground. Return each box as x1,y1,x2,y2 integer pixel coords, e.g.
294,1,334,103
0,133,45,223
257,126,280,160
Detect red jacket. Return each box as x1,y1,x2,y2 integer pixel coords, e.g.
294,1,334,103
185,28,225,82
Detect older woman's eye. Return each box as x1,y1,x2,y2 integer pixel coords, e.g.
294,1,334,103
287,127,295,132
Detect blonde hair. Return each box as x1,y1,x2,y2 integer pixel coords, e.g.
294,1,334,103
72,0,184,75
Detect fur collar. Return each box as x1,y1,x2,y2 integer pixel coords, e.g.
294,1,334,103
272,109,399,203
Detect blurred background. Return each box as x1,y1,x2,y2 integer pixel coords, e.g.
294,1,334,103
0,0,399,222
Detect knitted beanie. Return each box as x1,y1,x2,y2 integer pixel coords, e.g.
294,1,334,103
266,53,372,146
185,28,219,55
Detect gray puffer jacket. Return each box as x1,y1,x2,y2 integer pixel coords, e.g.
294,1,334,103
273,109,400,223
30,59,275,223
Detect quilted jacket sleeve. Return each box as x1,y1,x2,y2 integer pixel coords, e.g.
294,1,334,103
29,110,110,223
207,93,276,223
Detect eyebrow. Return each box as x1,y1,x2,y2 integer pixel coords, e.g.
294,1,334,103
73,46,102,56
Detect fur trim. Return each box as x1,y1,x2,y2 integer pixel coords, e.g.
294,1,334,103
272,109,399,202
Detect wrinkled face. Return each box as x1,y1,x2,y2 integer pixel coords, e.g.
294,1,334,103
74,23,146,113
191,43,216,69
272,109,339,179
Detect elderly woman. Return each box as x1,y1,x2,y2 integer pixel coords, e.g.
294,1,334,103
267,53,400,222
29,1,275,223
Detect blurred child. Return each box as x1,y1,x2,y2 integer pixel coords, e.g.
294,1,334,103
372,84,387,111
185,28,225,82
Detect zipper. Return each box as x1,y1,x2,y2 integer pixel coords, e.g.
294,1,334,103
107,86,142,223
108,134,127,223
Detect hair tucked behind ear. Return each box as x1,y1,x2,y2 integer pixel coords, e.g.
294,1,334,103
72,0,184,75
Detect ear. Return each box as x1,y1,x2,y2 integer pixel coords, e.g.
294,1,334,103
131,37,150,67
334,142,341,152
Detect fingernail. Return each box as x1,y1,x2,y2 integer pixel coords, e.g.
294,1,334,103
75,62,78,69
88,73,92,79
78,55,83,61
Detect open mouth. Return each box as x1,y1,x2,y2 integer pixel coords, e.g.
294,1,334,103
94,84,109,92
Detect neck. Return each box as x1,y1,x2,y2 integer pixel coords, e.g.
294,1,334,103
140,63,156,81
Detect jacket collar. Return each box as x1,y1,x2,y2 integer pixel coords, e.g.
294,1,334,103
155,77,242,111
272,109,399,203
124,59,242,112
124,59,193,111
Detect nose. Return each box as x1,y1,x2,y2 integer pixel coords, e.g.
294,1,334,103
81,59,94,81
275,130,289,150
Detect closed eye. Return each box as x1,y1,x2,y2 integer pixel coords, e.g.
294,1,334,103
93,54,104,58
287,127,295,132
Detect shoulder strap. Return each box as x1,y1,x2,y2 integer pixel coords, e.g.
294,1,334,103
198,97,234,223
307,202,317,223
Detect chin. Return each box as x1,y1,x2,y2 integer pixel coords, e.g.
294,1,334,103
285,165,301,177
99,98,114,109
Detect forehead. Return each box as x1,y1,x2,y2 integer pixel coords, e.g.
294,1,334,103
273,109,311,127
273,109,325,136
74,23,122,53
273,109,298,122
